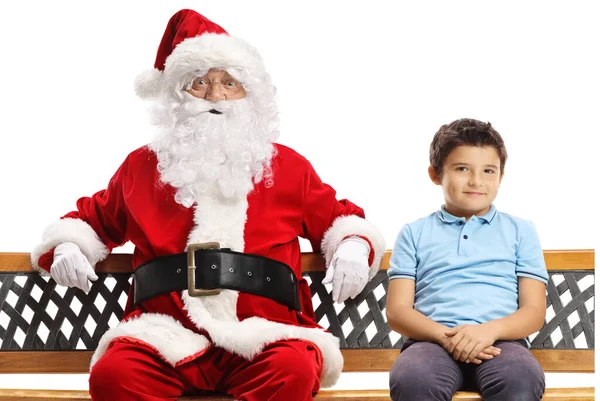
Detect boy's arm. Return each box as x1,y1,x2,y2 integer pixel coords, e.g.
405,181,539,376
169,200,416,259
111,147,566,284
484,277,546,340
386,225,447,342
485,220,547,340
386,278,448,343
387,278,502,363
446,220,548,362
446,277,545,363
387,225,491,347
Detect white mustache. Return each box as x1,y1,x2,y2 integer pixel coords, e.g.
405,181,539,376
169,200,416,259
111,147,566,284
181,95,234,116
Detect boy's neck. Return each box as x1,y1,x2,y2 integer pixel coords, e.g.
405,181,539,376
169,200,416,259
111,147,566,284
442,204,493,221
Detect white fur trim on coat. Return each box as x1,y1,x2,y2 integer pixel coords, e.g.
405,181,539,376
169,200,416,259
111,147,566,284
92,190,344,387
187,195,248,253
183,193,343,387
321,215,386,279
90,313,210,368
30,218,109,274
182,291,343,388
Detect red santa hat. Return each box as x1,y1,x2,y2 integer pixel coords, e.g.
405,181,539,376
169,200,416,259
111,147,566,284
135,9,267,99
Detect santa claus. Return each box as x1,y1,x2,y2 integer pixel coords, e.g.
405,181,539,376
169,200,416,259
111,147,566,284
31,9,385,401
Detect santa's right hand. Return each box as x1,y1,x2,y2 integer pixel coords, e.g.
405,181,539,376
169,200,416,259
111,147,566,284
50,242,98,293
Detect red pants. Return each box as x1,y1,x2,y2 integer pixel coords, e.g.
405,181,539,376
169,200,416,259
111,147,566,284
89,339,323,401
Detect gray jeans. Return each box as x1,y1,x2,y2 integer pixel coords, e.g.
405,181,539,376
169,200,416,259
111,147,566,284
389,340,545,401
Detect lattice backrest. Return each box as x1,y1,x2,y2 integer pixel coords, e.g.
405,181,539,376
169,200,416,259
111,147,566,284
0,254,594,351
0,273,130,350
308,270,595,350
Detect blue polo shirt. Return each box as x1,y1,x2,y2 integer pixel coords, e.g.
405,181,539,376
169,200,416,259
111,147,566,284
388,205,548,328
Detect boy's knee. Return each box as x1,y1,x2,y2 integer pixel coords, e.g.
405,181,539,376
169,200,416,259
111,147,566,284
389,359,455,401
390,377,455,401
480,358,545,401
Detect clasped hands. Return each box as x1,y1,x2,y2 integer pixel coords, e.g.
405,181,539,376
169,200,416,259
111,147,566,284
438,323,501,364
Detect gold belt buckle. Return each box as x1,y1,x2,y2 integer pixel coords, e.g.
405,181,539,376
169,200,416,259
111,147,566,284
187,242,222,297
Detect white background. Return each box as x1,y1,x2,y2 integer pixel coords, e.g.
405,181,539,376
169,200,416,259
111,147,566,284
0,0,597,394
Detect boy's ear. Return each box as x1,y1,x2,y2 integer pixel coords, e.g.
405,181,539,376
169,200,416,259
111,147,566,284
428,166,441,185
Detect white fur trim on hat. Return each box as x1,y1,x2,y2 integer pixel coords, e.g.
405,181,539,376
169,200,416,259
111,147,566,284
134,68,165,99
31,218,109,274
162,34,267,99
135,34,266,99
321,215,386,279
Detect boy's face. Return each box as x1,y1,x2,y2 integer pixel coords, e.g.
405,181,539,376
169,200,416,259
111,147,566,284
429,145,503,219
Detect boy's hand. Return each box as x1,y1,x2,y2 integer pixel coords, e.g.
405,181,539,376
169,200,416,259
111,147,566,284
444,324,499,363
470,345,502,364
437,330,501,364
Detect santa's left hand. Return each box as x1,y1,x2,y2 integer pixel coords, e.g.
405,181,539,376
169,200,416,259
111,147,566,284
322,236,370,303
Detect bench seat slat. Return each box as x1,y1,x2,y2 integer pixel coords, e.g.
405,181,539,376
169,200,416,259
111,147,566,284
0,388,595,401
0,250,594,273
0,350,594,374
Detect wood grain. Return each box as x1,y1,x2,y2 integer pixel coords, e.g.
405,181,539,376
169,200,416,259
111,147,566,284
0,250,594,272
0,349,593,374
0,387,594,401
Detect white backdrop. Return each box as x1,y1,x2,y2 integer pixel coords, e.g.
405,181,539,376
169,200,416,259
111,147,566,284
0,0,597,393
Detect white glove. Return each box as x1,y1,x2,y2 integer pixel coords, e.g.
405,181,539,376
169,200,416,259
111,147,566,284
322,236,370,303
50,242,98,293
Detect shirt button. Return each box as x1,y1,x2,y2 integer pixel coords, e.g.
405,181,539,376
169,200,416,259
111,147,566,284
458,221,464,226
463,235,468,239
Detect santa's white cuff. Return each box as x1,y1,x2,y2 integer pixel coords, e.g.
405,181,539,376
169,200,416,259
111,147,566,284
31,218,109,274
321,215,386,279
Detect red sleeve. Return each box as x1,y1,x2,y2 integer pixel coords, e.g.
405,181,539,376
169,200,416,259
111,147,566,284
32,154,132,273
298,157,386,278
63,158,130,250
300,159,365,252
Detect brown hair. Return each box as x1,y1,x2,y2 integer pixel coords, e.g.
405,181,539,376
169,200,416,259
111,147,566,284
429,118,507,177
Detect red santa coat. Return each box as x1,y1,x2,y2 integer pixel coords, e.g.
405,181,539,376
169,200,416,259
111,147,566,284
32,143,385,387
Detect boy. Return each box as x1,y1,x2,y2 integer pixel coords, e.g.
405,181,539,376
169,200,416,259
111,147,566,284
386,118,548,400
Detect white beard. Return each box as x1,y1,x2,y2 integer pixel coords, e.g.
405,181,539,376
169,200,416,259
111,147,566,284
148,93,279,207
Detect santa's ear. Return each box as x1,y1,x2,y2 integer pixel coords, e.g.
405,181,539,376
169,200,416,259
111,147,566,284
428,166,441,185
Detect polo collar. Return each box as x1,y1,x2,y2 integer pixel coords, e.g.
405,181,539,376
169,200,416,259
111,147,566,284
437,204,497,225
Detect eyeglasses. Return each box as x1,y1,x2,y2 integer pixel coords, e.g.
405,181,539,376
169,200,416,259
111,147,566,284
185,74,244,97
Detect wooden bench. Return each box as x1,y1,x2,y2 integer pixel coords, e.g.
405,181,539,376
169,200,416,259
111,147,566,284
0,249,594,400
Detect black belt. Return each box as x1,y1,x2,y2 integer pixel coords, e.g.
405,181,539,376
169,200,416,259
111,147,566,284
133,242,301,311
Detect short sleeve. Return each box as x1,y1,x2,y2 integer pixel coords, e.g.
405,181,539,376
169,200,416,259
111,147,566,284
388,224,418,280
516,221,549,284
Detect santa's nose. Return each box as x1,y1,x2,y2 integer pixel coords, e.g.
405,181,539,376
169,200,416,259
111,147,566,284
205,84,226,101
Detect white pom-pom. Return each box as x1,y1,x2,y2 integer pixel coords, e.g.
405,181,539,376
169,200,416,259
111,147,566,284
134,68,164,99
